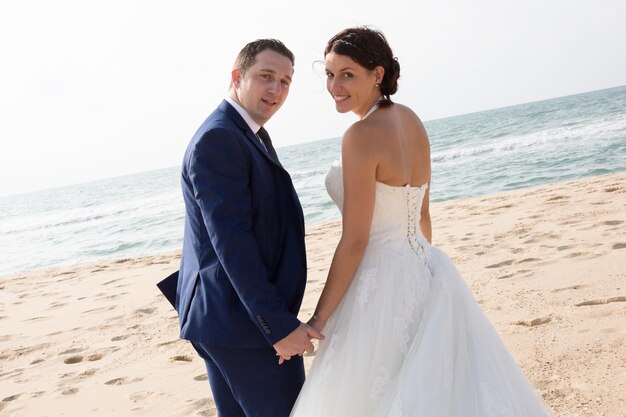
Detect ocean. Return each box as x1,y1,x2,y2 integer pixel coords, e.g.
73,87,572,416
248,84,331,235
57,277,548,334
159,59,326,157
1,85,625,276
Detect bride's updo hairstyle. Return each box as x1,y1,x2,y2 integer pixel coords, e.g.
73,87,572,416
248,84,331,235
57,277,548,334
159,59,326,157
324,26,400,108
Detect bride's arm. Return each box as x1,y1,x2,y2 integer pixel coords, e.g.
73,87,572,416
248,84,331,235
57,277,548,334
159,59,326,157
420,177,432,243
309,125,378,331
418,120,432,244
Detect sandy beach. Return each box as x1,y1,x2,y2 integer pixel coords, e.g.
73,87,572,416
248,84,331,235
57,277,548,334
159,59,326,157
1,171,624,417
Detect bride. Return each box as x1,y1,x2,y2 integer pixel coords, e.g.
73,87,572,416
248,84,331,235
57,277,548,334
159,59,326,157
289,26,554,416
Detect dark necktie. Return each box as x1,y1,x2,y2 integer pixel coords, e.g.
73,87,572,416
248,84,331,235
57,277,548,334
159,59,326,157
257,127,282,167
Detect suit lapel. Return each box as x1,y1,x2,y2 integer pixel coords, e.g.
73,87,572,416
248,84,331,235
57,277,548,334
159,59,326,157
218,100,284,170
218,100,303,229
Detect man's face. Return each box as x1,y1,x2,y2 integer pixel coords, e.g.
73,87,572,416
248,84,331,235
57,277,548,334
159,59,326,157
231,50,293,126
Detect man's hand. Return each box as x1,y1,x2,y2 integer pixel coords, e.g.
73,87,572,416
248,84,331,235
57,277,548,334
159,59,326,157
273,323,324,364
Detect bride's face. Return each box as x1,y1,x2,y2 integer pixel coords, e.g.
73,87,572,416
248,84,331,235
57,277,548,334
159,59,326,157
325,52,379,117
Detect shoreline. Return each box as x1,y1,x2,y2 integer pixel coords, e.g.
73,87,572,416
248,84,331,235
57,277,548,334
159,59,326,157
1,171,624,416
3,170,624,280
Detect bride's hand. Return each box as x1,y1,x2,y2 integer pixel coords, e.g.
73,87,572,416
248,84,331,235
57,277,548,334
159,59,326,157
307,315,326,334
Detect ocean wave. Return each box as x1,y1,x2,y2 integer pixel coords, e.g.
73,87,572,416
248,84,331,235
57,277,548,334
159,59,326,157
431,114,626,163
0,191,183,235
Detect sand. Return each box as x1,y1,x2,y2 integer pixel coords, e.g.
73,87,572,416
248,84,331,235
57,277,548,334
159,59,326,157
1,172,624,417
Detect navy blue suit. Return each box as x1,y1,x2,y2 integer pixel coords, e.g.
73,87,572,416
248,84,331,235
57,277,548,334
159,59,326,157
177,100,307,416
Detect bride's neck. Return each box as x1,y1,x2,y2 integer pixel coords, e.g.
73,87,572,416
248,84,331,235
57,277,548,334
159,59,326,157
360,96,382,120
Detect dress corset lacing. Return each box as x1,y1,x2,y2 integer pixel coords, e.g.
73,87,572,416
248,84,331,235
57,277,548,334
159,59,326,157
405,184,428,264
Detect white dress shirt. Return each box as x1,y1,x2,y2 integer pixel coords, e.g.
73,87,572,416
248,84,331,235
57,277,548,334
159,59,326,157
224,97,267,151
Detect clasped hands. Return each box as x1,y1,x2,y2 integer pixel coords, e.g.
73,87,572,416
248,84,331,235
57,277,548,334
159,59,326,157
273,319,325,365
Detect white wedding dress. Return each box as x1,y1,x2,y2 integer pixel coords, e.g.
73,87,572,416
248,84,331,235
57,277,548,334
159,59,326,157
289,162,553,417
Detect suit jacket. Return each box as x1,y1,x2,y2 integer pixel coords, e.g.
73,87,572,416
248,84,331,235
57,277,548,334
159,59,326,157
176,100,307,348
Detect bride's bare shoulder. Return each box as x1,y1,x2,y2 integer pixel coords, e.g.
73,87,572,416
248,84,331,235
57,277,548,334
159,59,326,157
395,103,424,122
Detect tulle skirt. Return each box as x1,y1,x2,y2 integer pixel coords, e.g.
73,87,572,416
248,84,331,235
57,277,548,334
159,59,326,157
290,243,553,417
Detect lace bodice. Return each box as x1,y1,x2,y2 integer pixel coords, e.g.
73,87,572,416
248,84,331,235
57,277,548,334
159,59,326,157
325,161,431,262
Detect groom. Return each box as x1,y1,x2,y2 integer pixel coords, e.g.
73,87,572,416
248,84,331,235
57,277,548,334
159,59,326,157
176,39,322,417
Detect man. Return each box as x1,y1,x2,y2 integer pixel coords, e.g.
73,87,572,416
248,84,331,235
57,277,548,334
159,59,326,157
176,39,322,417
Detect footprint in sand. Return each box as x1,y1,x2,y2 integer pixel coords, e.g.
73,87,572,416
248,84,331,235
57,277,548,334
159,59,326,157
64,356,84,364
188,398,217,416
497,273,515,280
516,257,541,264
130,391,154,401
564,251,594,258
80,369,98,377
559,219,582,226
62,352,102,365
514,316,552,327
612,243,626,250
136,307,157,315
194,374,208,381
545,195,568,202
601,220,623,226
604,186,622,192
23,316,48,322
61,388,79,395
105,377,143,386
485,259,513,269
83,306,115,314
100,294,123,300
552,284,585,293
171,355,194,363
190,398,212,409
158,340,179,347
114,258,132,264
111,335,131,342
575,296,626,307
3,394,21,402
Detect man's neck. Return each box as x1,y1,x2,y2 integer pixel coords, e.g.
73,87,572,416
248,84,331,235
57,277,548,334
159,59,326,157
225,96,261,135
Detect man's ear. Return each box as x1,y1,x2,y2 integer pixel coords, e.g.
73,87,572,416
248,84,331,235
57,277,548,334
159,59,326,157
231,68,241,88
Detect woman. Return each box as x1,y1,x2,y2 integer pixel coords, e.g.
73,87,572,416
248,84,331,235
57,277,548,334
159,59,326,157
289,27,554,416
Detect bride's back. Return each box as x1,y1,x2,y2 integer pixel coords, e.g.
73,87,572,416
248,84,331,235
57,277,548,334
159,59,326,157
365,103,431,188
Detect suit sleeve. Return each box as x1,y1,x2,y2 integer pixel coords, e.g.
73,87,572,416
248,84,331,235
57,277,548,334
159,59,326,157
187,128,300,345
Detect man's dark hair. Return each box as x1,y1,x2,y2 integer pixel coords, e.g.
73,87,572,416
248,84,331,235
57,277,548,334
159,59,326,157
234,39,295,74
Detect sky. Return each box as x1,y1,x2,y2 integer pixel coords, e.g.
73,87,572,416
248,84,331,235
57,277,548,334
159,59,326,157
1,0,625,197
